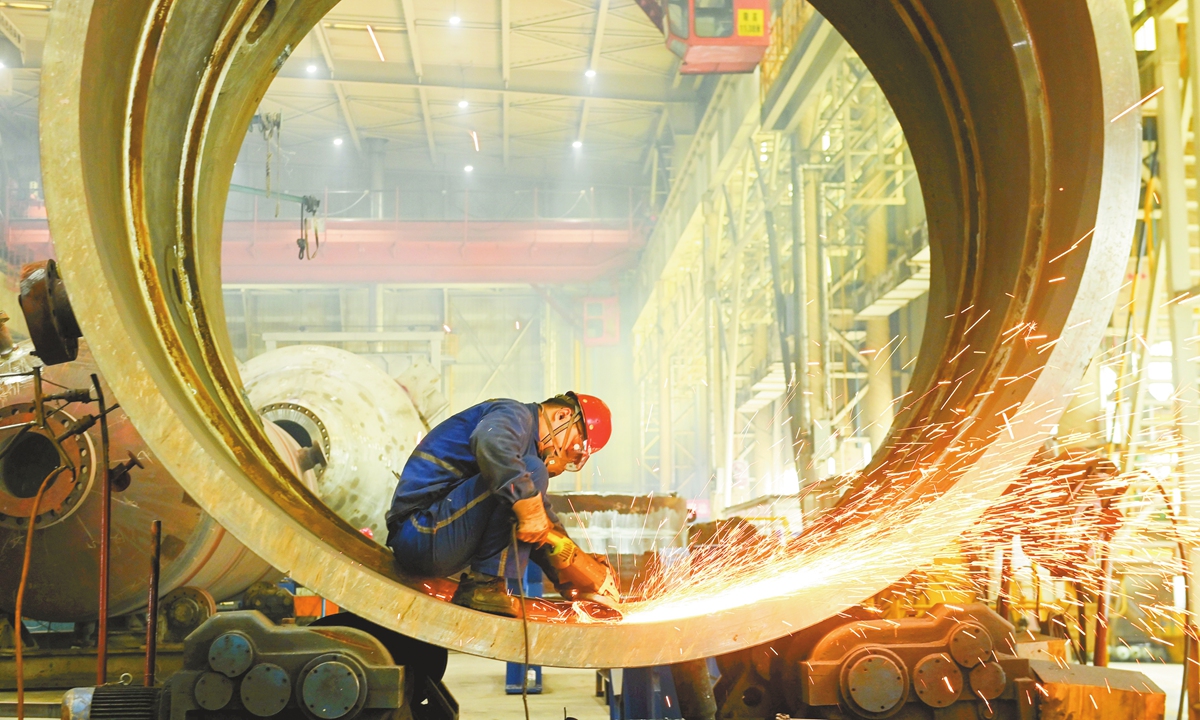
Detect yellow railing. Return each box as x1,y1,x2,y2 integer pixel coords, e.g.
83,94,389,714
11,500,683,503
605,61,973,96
760,0,815,101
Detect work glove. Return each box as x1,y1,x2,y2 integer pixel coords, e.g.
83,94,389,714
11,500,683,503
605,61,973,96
512,495,552,545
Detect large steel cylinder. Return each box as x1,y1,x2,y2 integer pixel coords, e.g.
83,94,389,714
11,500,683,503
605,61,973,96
38,0,1139,667
241,345,427,542
0,341,309,621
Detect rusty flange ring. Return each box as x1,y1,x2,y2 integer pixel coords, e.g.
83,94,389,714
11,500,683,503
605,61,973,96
0,403,94,530
39,0,1139,666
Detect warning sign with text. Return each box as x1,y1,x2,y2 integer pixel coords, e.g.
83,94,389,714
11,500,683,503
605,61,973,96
737,8,765,36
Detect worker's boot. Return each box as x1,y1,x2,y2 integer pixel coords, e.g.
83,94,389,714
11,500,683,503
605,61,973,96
451,571,520,617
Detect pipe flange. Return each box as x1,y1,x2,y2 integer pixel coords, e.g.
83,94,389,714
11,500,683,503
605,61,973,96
839,647,909,719
259,403,329,461
161,586,217,643
296,653,368,720
0,404,94,530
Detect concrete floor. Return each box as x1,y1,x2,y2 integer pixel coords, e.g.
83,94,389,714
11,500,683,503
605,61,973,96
442,652,611,720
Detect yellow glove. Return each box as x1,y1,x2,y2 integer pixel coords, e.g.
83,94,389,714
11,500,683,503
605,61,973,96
512,496,552,545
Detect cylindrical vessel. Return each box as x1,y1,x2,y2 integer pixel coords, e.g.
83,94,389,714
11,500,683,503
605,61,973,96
241,345,427,542
39,0,1140,666
0,341,307,621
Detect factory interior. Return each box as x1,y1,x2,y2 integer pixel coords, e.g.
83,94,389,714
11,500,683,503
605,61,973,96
0,0,1197,718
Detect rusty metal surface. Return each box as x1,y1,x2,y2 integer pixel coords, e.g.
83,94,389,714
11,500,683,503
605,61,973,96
1031,659,1166,719
0,341,281,621
18,260,81,366
37,0,1139,667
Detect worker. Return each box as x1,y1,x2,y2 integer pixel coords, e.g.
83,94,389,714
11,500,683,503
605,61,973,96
385,392,612,616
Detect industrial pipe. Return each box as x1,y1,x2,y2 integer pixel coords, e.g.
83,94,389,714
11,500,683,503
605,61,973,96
144,519,161,687
93,372,109,685
39,0,1139,667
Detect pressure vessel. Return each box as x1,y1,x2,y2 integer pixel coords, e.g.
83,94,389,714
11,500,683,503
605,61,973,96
241,344,428,542
0,341,312,622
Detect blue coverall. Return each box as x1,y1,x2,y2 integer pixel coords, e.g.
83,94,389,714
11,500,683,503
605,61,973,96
385,400,560,580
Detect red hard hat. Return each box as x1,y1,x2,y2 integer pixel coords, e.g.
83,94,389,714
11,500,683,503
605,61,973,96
570,392,612,453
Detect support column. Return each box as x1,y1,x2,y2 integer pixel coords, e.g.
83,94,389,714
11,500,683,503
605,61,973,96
815,183,833,438
863,208,894,452
1158,17,1200,631
723,248,744,509
658,313,674,494
363,137,387,219
790,134,816,485
703,197,722,509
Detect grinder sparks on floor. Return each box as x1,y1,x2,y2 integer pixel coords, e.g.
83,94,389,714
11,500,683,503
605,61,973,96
385,392,619,617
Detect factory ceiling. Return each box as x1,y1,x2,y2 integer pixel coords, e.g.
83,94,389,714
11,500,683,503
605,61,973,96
0,1,696,184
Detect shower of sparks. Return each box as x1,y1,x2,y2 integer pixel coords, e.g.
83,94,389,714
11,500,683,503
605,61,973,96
1110,86,1163,123
591,261,1200,648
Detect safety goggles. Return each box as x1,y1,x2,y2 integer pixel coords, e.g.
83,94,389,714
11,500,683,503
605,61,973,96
556,415,590,472
543,408,591,471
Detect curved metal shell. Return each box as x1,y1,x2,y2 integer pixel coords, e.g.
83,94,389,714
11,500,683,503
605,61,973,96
38,0,1139,665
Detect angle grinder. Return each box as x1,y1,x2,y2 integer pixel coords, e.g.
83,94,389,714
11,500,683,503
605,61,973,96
536,529,621,609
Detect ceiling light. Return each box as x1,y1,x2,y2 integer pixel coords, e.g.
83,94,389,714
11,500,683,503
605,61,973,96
572,140,583,149
305,63,317,74
458,99,469,109
449,15,461,25
585,69,596,79
333,137,344,146
464,165,474,173
366,24,386,62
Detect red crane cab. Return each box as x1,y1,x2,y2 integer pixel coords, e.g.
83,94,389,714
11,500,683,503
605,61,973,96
664,0,770,74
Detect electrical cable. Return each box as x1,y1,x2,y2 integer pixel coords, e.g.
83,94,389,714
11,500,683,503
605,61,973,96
512,525,531,720
14,465,70,720
92,373,111,685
